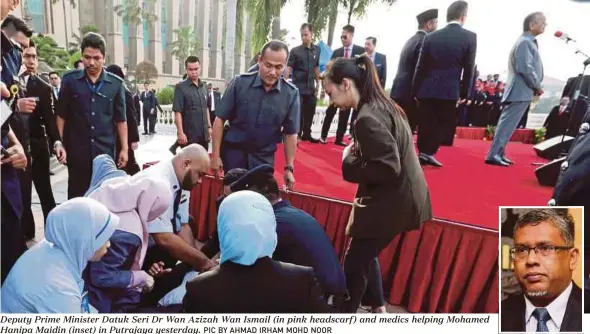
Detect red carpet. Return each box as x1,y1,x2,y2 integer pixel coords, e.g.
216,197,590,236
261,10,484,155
274,138,553,230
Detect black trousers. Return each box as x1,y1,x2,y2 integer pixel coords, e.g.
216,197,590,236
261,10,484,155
394,98,419,133
122,147,141,176
342,237,393,313
18,152,35,239
299,94,317,138
321,105,351,142
1,197,26,284
67,156,92,199
30,137,56,222
417,99,458,155
143,111,156,133
141,245,192,307
441,105,460,146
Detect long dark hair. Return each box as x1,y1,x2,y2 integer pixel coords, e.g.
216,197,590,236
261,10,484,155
324,54,404,117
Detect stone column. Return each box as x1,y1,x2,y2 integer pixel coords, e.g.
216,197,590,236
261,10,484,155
244,12,253,68
209,0,224,79
128,22,144,72
147,0,163,74
104,0,124,67
180,0,195,27
165,0,180,75
78,0,95,28
195,0,210,77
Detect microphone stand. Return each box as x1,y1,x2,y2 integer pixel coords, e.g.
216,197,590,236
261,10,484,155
556,56,590,157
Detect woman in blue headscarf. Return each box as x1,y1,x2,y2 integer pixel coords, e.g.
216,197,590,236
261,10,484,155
1,197,119,313
182,190,334,313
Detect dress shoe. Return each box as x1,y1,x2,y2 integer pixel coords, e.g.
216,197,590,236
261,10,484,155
501,156,514,165
301,135,320,144
419,154,443,167
485,158,510,167
320,137,327,144
334,141,347,147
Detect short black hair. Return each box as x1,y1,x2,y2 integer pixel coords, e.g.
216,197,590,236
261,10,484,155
366,37,377,45
223,168,248,186
185,56,200,68
446,1,469,22
248,175,281,202
182,73,187,80
300,23,313,32
514,209,575,246
73,60,83,68
1,15,34,37
48,71,59,78
106,64,125,79
260,40,289,58
523,12,544,32
81,32,106,56
27,39,36,49
342,25,355,34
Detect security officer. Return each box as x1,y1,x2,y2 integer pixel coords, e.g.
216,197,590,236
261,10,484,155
550,110,590,289
211,40,300,190
56,32,128,199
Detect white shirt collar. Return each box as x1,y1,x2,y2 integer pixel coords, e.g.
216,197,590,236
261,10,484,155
448,21,462,26
524,282,573,332
146,158,181,194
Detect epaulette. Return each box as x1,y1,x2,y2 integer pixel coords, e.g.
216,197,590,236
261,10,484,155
282,77,298,90
105,71,124,82
61,69,82,78
241,71,257,76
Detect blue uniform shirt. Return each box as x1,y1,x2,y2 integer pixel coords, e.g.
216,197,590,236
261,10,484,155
215,71,300,169
56,69,126,160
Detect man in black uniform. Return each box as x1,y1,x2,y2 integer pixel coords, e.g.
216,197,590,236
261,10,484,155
286,23,320,143
390,9,438,133
320,25,364,145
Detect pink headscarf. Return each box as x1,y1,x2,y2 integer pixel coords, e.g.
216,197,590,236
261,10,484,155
87,176,172,270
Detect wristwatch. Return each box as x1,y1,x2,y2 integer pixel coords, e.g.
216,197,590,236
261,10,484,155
284,165,294,173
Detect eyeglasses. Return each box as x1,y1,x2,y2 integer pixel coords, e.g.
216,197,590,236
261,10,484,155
510,245,572,260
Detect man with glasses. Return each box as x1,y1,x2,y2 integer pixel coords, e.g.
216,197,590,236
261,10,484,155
320,25,364,146
501,209,582,332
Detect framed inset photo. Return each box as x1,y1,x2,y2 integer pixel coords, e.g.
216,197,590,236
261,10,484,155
498,206,584,333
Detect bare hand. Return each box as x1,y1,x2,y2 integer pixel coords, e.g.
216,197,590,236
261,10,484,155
55,144,67,164
466,100,473,106
200,259,218,272
0,82,10,98
117,149,128,168
17,97,37,113
147,261,172,277
178,133,188,145
536,89,544,96
1,145,27,169
283,170,295,191
131,142,139,150
211,156,223,178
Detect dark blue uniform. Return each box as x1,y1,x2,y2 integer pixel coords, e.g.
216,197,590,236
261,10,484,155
56,69,126,199
1,32,26,283
215,71,300,171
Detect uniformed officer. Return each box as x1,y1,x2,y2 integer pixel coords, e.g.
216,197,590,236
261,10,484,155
211,40,300,190
390,8,438,132
550,109,590,288
56,32,128,199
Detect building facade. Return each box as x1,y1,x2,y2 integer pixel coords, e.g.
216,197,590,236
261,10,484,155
13,0,253,88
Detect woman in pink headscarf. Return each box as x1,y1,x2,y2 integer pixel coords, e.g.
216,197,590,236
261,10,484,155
83,155,172,313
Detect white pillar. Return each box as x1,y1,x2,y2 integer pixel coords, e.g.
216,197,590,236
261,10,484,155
104,0,124,67
209,0,224,79
195,0,210,77
224,0,237,81
165,0,180,75
181,0,195,27
147,0,163,74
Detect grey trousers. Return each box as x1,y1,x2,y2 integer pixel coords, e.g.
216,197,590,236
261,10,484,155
486,101,530,160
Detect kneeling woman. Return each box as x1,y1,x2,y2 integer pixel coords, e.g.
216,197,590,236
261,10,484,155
322,55,432,313
84,155,172,313
1,198,118,313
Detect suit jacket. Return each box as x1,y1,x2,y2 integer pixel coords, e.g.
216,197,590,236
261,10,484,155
342,103,432,238
331,44,365,60
207,91,221,111
372,52,387,88
123,88,140,144
183,257,334,313
412,24,477,100
501,282,582,332
391,31,427,101
503,32,544,103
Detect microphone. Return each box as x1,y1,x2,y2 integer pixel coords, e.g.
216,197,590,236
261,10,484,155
555,31,576,43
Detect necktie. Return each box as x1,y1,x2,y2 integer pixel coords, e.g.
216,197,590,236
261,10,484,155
344,48,349,58
532,308,551,332
170,190,181,234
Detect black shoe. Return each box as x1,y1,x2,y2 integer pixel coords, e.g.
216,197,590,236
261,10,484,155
420,154,443,167
334,141,347,147
302,136,320,144
143,132,149,135
150,131,156,134
501,157,514,165
320,137,327,144
485,158,510,167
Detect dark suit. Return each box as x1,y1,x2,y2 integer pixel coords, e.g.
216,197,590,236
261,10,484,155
207,90,221,124
391,31,427,132
501,282,582,332
119,88,140,175
413,23,477,154
321,44,365,142
10,74,60,239
183,257,334,313
341,103,432,312
372,52,387,89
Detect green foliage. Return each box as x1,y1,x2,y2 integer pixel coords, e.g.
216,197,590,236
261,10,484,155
68,50,81,68
32,35,70,73
341,0,397,24
114,0,158,26
535,127,547,144
156,86,174,105
51,0,77,9
485,125,496,139
134,60,159,84
69,25,102,54
245,0,283,55
171,26,201,65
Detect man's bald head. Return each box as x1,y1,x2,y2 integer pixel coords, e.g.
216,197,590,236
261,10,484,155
172,144,211,190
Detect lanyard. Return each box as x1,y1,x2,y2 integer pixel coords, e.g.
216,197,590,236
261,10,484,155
86,77,104,95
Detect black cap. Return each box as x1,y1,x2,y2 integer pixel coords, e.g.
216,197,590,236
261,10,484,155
417,9,438,24
230,164,275,192
223,168,248,186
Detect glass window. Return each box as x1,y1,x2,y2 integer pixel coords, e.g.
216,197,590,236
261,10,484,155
27,0,45,34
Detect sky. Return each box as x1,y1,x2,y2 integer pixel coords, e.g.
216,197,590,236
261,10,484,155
280,0,590,88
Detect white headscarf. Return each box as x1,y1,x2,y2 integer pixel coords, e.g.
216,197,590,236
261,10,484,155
218,190,277,266
1,198,119,313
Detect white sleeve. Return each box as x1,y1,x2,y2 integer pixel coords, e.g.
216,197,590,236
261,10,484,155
148,208,175,234
178,190,190,226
